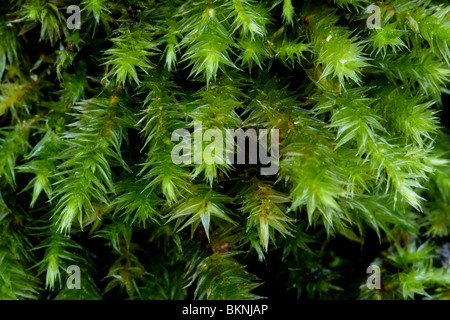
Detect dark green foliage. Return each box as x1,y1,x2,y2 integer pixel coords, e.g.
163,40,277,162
0,0,449,300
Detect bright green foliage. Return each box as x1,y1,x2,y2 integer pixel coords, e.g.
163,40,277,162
237,36,272,69
51,97,135,233
384,48,450,96
367,23,407,57
14,0,64,45
81,0,111,26
281,0,295,25
359,239,450,300
0,0,449,301
103,27,158,86
227,0,270,38
179,2,237,85
241,178,293,253
275,37,310,67
187,80,243,184
34,231,83,290
137,74,191,204
167,185,236,240
187,251,263,300
306,13,370,88
112,179,162,227
0,124,30,187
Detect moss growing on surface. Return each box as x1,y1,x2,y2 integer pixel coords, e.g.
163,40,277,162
0,0,449,300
